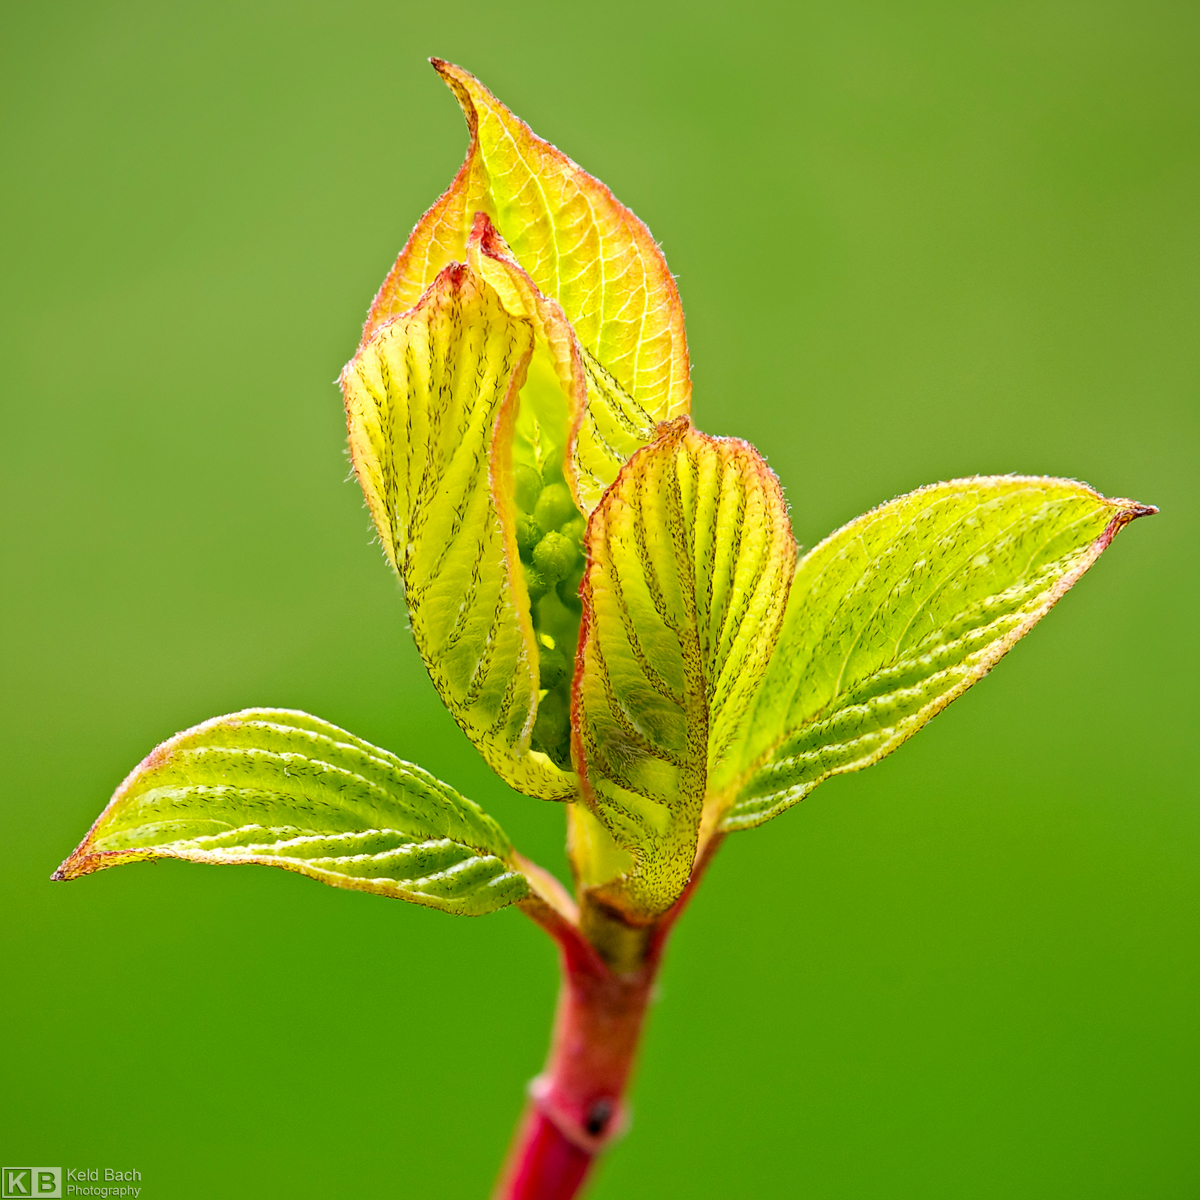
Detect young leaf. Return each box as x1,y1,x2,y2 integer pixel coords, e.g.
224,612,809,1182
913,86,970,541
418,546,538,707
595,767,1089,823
363,60,691,512
712,477,1155,830
53,709,531,916
342,261,575,800
465,212,588,504
573,419,796,918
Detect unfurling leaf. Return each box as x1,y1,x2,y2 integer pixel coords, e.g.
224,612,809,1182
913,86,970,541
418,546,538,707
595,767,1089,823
342,261,575,799
54,709,530,916
463,214,590,771
711,477,1155,830
362,60,691,512
573,418,796,918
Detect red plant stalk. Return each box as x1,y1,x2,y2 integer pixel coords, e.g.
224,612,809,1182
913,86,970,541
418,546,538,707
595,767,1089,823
493,837,722,1200
492,941,654,1200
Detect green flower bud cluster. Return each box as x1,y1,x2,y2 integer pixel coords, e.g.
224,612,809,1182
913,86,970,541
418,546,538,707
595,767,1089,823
514,460,586,769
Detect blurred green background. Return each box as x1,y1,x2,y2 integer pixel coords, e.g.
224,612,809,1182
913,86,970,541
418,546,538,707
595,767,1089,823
2,1,1195,1196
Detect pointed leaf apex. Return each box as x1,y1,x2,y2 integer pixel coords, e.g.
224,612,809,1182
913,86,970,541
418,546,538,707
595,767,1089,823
1097,497,1158,550
714,477,1158,831
365,60,690,464
1119,500,1159,520
429,59,483,128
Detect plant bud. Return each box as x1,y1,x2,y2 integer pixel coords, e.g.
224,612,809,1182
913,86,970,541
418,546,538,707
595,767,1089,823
514,464,543,514
557,557,586,604
534,482,576,532
531,689,571,765
523,565,549,602
538,647,570,689
541,456,567,484
515,514,543,561
533,531,577,584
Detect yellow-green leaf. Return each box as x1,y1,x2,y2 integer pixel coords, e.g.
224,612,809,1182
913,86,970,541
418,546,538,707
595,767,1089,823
54,710,530,916
341,261,574,800
573,419,796,918
362,60,690,512
465,212,588,506
713,476,1155,830
463,215,591,770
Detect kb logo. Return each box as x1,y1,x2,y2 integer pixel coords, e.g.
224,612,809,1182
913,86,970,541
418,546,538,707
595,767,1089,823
2,1169,61,1198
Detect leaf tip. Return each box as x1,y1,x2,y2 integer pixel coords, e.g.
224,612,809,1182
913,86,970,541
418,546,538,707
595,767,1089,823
1099,497,1158,549
51,845,92,882
428,58,475,102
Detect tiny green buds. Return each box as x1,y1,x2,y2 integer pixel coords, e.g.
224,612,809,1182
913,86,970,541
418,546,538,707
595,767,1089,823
515,463,543,514
516,514,544,560
533,482,578,533
538,647,571,690
532,531,578,585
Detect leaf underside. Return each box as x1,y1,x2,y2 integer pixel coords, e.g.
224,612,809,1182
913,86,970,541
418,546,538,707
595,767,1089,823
54,709,530,916
573,418,796,918
713,476,1154,830
342,262,574,800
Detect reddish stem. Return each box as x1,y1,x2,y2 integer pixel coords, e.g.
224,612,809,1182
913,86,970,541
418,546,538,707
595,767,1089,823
495,835,724,1200
497,1106,593,1200
493,921,655,1200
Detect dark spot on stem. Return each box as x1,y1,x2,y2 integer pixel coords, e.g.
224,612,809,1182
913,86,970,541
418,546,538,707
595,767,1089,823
585,1098,613,1137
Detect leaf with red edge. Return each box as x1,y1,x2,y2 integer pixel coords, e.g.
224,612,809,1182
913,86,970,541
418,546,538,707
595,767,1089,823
54,709,531,916
572,419,796,918
362,60,690,512
341,261,575,800
710,476,1156,829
